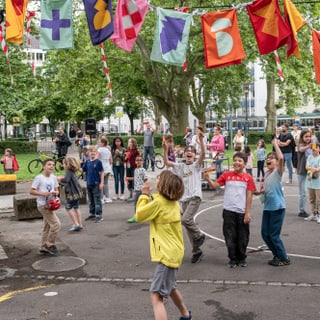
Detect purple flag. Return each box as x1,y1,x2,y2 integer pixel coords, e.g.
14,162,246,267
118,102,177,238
83,0,114,45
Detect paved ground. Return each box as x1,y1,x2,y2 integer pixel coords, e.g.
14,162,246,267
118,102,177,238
0,163,319,320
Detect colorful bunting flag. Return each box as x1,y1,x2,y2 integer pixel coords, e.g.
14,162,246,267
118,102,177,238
312,29,320,84
83,0,114,46
5,0,29,44
150,8,192,67
201,10,245,69
111,0,149,52
247,0,291,55
284,0,306,58
40,0,73,50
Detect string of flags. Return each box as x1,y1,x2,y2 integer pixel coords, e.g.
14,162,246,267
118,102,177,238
1,0,320,99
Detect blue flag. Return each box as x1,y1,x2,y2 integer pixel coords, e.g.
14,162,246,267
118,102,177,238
83,0,114,46
40,0,73,50
150,8,192,67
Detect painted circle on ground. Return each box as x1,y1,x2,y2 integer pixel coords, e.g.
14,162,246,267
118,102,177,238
32,256,86,272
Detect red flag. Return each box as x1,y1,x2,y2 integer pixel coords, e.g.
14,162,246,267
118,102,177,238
201,10,245,68
312,29,320,84
284,0,306,58
6,0,29,44
247,0,291,55
111,0,149,52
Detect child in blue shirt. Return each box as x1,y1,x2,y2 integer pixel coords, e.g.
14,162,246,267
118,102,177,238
81,146,104,223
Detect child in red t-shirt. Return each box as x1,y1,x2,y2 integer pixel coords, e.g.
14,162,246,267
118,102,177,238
204,152,256,268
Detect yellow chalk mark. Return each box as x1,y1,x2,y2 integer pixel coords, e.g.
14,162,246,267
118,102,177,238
0,284,54,303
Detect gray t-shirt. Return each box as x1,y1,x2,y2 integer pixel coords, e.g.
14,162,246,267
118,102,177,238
143,129,154,147
172,161,202,201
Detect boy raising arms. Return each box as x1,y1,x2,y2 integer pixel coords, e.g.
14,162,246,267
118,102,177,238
163,130,206,264
30,159,61,255
204,152,256,268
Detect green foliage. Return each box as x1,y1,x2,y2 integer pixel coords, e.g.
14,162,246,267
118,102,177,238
0,140,37,154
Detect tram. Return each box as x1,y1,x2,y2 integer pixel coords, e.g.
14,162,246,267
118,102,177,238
276,112,320,129
205,116,266,132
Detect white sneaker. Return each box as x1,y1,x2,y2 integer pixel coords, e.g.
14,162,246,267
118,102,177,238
119,194,125,200
304,214,317,221
101,198,106,204
317,215,320,224
105,198,112,203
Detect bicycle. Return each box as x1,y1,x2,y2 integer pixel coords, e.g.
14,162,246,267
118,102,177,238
27,151,65,174
139,145,165,170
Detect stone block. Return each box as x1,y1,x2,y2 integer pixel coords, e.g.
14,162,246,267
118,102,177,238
0,174,17,195
59,186,87,205
14,194,42,220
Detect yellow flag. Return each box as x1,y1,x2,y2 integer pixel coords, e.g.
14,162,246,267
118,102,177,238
6,0,29,44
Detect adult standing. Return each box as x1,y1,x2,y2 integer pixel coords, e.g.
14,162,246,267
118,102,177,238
76,128,84,158
296,130,312,218
278,123,295,184
183,127,194,146
207,126,225,178
233,130,245,151
291,124,301,169
54,127,69,159
191,126,208,155
137,122,156,171
69,126,76,149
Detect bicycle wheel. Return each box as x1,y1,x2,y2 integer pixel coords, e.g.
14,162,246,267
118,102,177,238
155,153,165,169
28,159,43,174
54,157,65,173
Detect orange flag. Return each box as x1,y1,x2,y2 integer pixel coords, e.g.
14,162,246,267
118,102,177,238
284,0,306,58
6,0,29,44
201,10,245,68
247,0,291,55
312,29,320,84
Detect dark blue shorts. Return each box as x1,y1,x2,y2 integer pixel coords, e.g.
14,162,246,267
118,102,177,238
65,198,80,210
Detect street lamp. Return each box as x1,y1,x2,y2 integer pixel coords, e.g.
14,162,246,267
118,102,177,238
243,84,249,146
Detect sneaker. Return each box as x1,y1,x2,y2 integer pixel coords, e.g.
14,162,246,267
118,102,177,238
95,217,104,223
40,244,59,255
85,215,96,221
119,194,125,200
127,217,137,223
112,195,119,200
237,259,247,267
105,198,112,203
152,168,155,172
285,180,292,184
228,260,237,268
298,211,309,218
194,234,206,247
269,257,291,267
268,256,278,265
69,225,81,231
256,178,260,182
179,311,192,320
126,196,134,202
304,214,317,221
191,252,203,263
261,178,264,182
317,215,320,224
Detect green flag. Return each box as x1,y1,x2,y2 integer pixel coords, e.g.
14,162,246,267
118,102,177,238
40,0,73,50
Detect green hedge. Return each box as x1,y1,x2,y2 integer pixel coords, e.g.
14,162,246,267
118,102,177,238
0,139,37,154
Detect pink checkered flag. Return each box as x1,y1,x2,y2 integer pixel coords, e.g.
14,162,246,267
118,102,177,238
111,0,149,52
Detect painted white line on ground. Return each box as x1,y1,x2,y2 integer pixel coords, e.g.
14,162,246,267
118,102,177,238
196,196,320,260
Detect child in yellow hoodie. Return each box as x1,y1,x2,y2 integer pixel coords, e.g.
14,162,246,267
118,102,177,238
135,170,192,320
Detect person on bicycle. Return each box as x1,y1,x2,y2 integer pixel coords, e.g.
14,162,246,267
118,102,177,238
137,122,156,172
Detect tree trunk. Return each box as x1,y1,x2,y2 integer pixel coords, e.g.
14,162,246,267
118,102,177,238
265,77,277,132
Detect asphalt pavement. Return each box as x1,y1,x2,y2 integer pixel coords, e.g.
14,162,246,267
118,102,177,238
0,164,319,320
